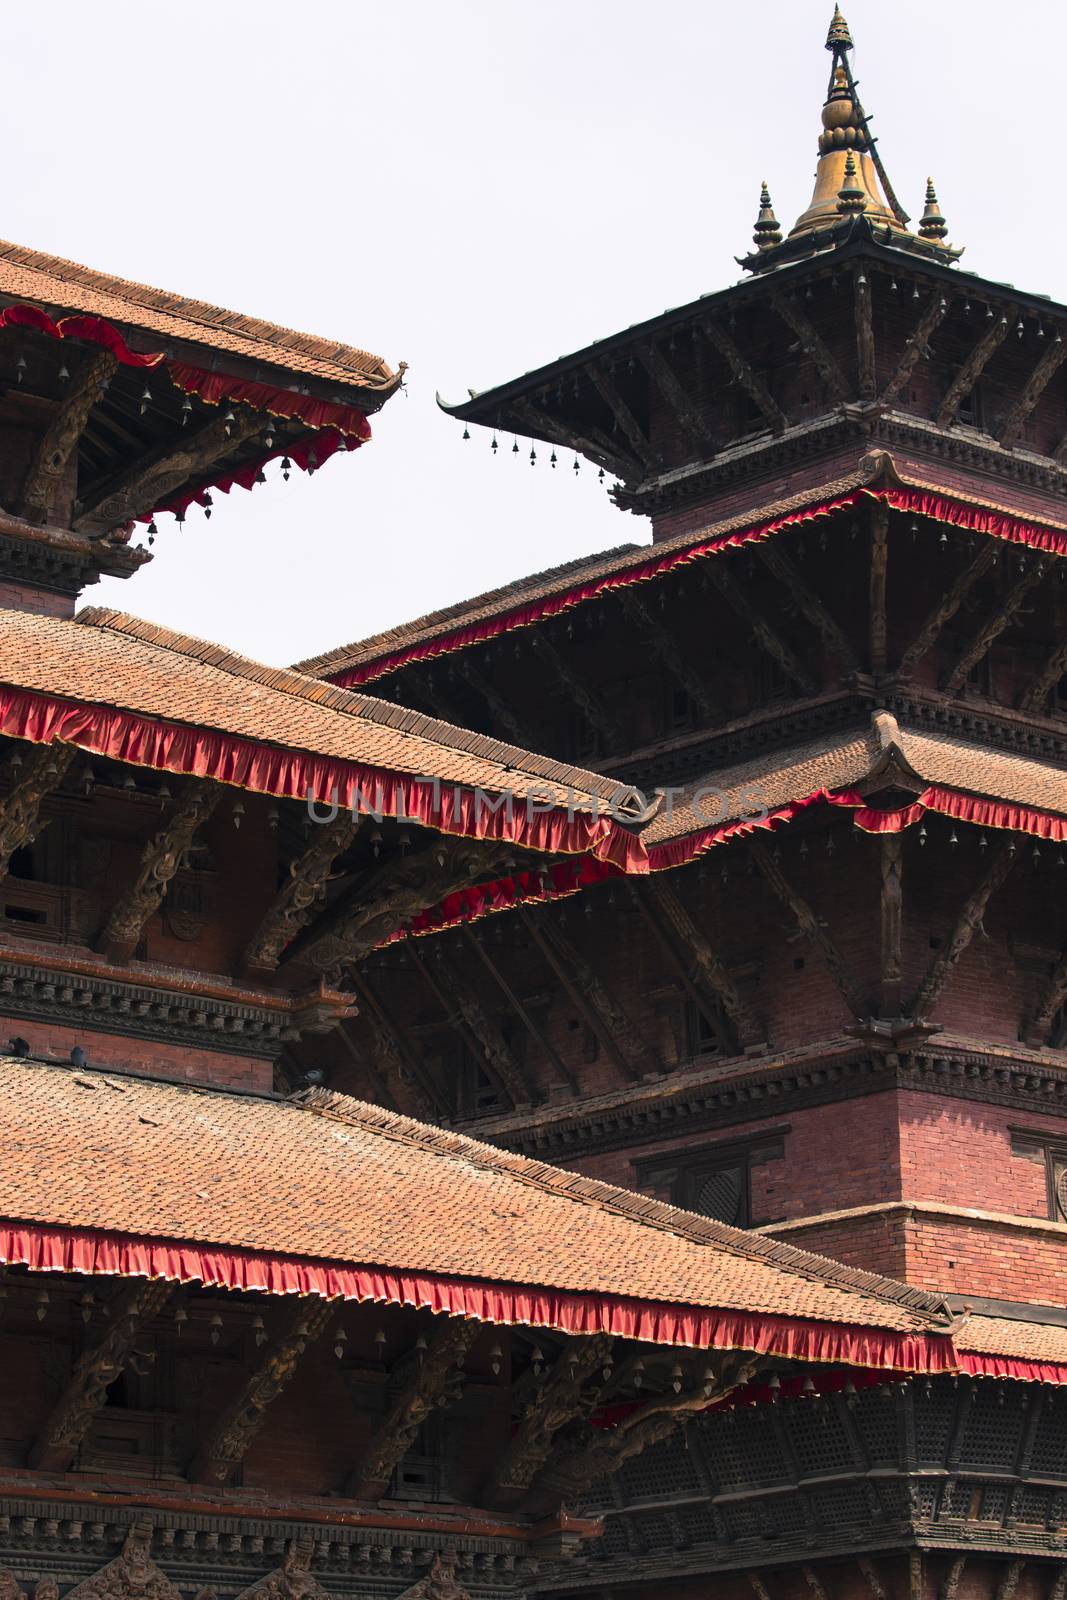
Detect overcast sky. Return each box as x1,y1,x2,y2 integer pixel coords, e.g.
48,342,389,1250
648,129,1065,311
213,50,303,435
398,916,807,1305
5,0,1061,666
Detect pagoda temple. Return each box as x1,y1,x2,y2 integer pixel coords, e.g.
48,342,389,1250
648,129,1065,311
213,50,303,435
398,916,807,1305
0,10,1066,1600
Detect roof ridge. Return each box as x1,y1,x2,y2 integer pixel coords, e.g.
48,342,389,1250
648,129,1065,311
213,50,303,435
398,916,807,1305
72,608,628,806
292,1087,953,1325
0,238,394,384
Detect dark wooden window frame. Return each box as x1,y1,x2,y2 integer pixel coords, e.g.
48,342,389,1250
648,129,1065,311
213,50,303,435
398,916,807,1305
632,1125,789,1229
1009,1125,1067,1221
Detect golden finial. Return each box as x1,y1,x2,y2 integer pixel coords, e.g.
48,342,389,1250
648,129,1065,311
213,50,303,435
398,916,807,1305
836,153,867,214
752,182,783,251
826,4,853,51
918,177,948,240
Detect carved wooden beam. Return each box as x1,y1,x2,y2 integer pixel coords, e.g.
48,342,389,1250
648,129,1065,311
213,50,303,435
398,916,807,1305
995,1564,1025,1600
485,1333,614,1507
858,1559,889,1600
75,409,264,531
910,837,1017,1018
241,814,359,976
455,658,528,745
854,268,876,400
769,293,848,402
534,1349,763,1504
897,542,998,679
881,292,951,407
940,1557,967,1600
28,1278,174,1471
869,501,889,677
0,741,76,881
708,564,816,696
20,349,118,524
1019,636,1067,713
347,969,448,1119
97,780,221,962
757,543,861,674
587,364,658,472
636,340,712,455
1024,946,1067,1047
508,395,635,481
420,943,536,1108
749,838,867,1020
936,311,1010,428
396,1556,472,1600
529,632,621,746
803,1568,831,1600
943,559,1047,694
879,835,904,1016
639,879,762,1050
463,927,578,1092
293,838,511,977
1000,334,1067,448
329,1009,398,1111
518,906,654,1081
347,1319,477,1497
617,589,718,721
189,1299,332,1483
700,319,786,434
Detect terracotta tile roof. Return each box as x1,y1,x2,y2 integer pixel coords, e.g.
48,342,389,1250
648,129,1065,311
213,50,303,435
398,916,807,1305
644,718,1067,846
0,607,628,813
0,239,398,393
296,472,867,680
956,1314,1067,1365
0,1058,950,1329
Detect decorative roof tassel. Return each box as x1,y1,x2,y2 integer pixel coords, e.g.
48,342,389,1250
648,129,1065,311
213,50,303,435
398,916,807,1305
752,181,783,251
918,177,949,240
836,152,867,214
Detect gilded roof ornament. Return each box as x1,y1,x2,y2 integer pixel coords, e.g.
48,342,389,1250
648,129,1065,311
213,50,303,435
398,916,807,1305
752,182,783,251
918,178,949,240
826,4,853,51
836,153,867,214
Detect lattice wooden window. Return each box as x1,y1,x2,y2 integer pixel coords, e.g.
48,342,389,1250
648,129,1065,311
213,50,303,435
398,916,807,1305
634,1127,788,1229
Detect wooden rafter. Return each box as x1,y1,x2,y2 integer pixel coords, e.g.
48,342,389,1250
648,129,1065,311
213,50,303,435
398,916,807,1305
880,292,951,406
708,564,816,696
701,318,786,434
508,395,635,481
29,1278,174,1472
999,334,1067,448
292,837,511,977
97,779,221,962
347,969,446,1119
897,542,998,679
407,938,532,1110
617,589,718,721
910,837,1017,1018
518,906,653,1081
943,559,1047,694
1025,946,1067,1047
75,409,265,531
638,879,762,1050
330,1011,398,1112
869,502,890,676
529,632,621,746
241,814,359,976
463,927,578,1092
880,835,904,1016
20,348,118,524
769,293,848,402
749,838,867,1020
587,364,658,472
485,1333,614,1506
858,1559,889,1600
854,268,876,400
347,1319,477,1497
757,543,861,674
936,311,1010,428
190,1299,332,1484
0,740,76,881
1019,636,1067,713
456,657,529,745
636,340,712,454
940,1557,967,1600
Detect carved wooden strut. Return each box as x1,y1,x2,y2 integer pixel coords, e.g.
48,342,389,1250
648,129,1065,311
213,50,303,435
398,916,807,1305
347,1319,477,1496
97,779,221,961
242,814,359,974
0,740,76,881
20,348,118,524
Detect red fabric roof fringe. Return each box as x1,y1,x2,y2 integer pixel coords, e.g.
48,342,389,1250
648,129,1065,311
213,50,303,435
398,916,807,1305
331,486,1067,690
0,685,647,875
0,1220,1061,1385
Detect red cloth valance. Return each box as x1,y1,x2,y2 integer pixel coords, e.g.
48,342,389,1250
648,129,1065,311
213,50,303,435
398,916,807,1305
0,685,646,874
333,484,1067,689
0,304,165,368
0,1218,957,1373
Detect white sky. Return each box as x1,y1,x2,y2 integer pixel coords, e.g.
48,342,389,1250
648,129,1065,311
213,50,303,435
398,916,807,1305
4,0,1061,666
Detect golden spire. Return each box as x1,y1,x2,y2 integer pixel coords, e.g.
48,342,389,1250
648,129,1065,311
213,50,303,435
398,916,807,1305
752,182,783,250
918,177,948,240
825,4,853,50
836,153,867,214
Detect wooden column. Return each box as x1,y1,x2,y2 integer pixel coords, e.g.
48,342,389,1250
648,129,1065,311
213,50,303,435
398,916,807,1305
879,835,905,1016
869,501,890,678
